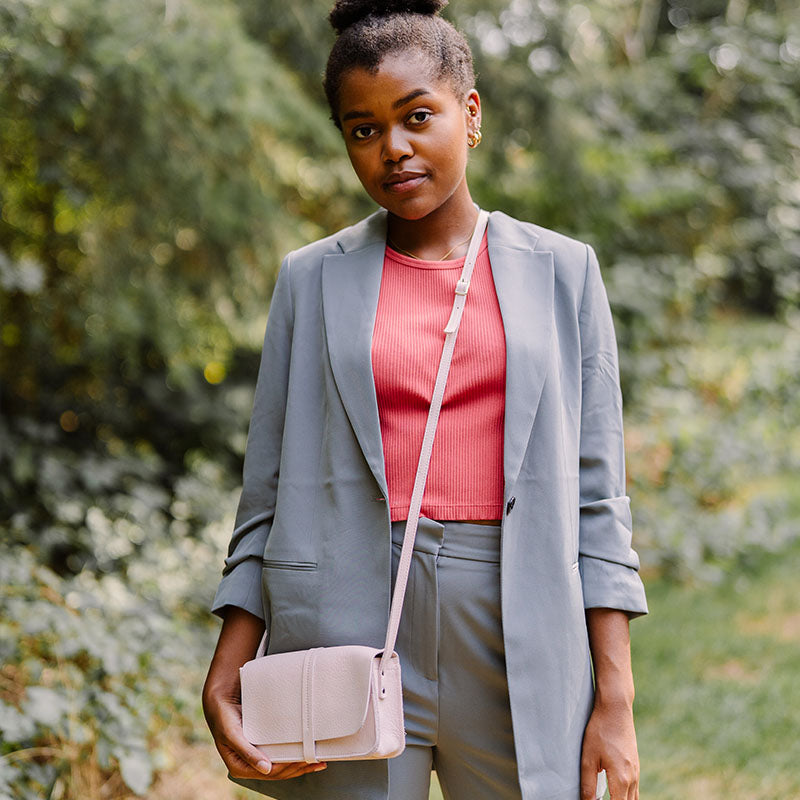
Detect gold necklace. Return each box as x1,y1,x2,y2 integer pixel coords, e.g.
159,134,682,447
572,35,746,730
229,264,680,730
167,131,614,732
387,234,473,262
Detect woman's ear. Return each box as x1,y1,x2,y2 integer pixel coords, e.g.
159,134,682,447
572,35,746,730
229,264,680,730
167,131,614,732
464,89,481,134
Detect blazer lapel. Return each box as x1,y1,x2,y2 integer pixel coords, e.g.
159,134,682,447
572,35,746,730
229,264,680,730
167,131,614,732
322,210,390,498
487,212,555,496
321,208,554,503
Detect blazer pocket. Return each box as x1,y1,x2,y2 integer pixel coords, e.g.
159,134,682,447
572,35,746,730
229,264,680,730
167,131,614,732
262,558,318,572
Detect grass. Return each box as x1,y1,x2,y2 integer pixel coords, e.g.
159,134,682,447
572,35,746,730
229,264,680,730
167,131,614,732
632,544,800,799
150,543,800,800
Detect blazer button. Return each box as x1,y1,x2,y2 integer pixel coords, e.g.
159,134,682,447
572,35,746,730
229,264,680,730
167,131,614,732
506,496,516,515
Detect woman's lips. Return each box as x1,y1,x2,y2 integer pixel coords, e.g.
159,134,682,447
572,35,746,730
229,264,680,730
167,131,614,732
383,174,427,193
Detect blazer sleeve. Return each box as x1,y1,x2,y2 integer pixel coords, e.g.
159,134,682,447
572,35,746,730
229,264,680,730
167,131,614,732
577,244,648,619
211,254,294,621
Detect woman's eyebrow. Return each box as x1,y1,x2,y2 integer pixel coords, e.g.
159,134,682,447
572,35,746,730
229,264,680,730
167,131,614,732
341,89,432,122
392,88,431,108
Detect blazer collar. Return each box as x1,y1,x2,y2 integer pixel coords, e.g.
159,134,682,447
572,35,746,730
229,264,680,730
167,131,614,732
321,208,553,503
332,207,542,254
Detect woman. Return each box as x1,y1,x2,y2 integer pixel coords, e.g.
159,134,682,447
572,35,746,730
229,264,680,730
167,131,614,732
202,1,648,799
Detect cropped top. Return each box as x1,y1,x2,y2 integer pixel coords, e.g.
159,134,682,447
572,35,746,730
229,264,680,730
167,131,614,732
370,233,506,522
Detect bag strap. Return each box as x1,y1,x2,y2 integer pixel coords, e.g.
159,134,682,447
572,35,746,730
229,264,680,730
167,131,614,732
379,208,490,676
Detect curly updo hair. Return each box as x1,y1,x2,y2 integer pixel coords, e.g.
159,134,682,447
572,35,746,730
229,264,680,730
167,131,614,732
323,0,476,129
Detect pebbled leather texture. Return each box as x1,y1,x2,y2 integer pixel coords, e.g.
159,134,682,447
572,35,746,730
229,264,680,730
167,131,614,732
240,647,405,763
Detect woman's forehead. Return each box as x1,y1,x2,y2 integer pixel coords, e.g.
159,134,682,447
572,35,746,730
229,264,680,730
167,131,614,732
338,51,454,115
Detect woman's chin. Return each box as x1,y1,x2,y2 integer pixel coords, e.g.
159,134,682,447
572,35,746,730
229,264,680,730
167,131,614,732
377,192,446,221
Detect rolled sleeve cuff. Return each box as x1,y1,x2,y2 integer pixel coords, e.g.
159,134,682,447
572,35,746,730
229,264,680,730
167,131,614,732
211,556,265,621
579,555,649,619
222,513,272,575
579,496,639,567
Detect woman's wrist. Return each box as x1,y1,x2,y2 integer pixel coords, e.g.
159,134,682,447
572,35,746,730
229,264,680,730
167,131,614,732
585,607,635,710
203,606,265,698
592,685,635,711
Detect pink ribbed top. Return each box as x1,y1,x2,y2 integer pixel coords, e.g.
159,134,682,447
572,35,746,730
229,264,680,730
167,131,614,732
371,232,506,522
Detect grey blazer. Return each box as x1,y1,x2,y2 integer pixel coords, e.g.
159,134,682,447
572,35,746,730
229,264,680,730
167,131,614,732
212,208,648,800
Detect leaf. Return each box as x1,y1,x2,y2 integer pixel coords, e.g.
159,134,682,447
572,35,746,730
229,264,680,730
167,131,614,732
118,748,153,795
23,687,71,730
0,700,37,743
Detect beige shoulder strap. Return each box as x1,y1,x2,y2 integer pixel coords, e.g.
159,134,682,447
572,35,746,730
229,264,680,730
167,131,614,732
380,209,490,673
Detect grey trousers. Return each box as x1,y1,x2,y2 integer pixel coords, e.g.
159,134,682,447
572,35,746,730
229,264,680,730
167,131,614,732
387,517,523,800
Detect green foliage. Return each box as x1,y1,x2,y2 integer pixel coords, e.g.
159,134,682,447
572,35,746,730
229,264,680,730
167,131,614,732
625,314,800,580
0,433,231,797
0,543,218,799
0,0,361,459
632,543,800,798
456,0,800,362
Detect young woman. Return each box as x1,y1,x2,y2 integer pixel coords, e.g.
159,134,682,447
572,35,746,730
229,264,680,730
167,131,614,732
202,2,648,799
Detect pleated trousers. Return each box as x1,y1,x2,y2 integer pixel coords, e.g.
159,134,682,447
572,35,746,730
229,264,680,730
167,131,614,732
387,516,522,800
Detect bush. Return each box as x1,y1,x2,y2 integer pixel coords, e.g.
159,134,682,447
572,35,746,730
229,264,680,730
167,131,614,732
626,314,800,581
0,425,237,798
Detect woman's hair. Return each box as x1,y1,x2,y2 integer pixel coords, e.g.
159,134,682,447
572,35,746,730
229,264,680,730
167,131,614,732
323,0,476,129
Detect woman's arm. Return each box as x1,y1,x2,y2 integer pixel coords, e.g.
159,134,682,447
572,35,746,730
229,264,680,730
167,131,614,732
204,255,328,781
576,245,648,617
202,606,327,781
211,254,295,624
580,608,638,800
576,245,646,799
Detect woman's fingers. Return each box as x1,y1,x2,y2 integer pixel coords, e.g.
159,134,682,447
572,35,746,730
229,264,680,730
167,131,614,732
220,736,273,779
579,768,602,800
208,693,328,781
222,739,326,780
605,767,639,800
579,737,603,800
265,761,329,780
212,699,272,775
220,733,328,781
218,739,271,780
223,725,329,780
580,700,639,799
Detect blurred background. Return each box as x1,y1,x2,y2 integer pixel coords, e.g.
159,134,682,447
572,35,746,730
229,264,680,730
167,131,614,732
1,0,799,797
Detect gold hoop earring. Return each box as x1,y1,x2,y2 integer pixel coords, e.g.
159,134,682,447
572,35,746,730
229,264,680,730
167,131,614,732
468,129,482,148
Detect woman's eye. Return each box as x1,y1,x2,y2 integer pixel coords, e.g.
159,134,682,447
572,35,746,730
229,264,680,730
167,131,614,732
409,111,431,125
352,126,375,140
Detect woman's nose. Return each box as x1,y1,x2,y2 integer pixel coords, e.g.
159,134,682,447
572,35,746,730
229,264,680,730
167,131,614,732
382,127,413,162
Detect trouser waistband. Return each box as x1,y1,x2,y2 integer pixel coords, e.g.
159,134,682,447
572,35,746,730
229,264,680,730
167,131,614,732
390,516,501,563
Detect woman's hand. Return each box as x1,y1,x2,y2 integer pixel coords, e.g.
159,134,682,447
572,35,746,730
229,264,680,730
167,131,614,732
202,675,327,781
202,606,328,781
580,699,639,800
581,608,639,800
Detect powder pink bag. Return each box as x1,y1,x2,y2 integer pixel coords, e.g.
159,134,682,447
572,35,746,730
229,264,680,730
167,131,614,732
239,210,490,764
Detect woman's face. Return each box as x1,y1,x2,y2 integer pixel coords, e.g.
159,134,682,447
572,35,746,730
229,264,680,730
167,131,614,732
337,50,480,221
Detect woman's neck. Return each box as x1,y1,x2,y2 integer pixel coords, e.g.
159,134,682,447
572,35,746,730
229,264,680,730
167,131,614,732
386,183,479,261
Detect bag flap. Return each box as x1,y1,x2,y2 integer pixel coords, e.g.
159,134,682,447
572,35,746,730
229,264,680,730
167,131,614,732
240,645,380,745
